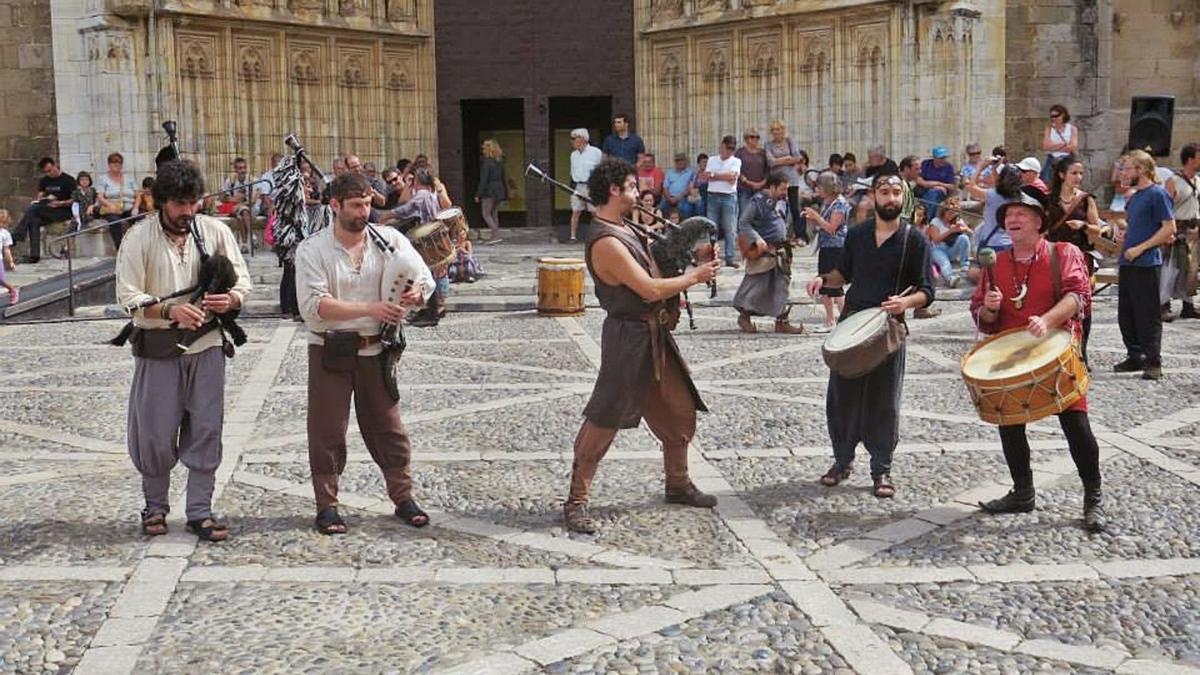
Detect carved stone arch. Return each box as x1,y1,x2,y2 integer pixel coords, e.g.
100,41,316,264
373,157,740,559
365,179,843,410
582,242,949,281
650,0,685,21
660,52,683,86
704,48,729,81
290,49,321,85
932,19,957,44
749,42,779,76
386,63,415,91
179,40,215,80
237,45,270,82
340,53,371,88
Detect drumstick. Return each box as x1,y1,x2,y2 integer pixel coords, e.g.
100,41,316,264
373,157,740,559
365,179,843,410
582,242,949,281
846,286,918,337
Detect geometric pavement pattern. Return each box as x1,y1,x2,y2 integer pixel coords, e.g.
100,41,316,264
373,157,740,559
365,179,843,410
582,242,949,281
0,288,1198,674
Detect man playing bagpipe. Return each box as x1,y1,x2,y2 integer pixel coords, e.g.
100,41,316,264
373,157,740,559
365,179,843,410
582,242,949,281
114,159,252,542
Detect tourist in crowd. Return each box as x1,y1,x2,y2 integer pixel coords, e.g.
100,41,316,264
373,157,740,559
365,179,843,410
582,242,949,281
693,153,710,217
568,128,602,242
916,146,957,208
897,155,920,221
95,152,136,249
661,153,696,219
346,154,388,209
71,171,98,233
966,159,1021,258
12,157,76,264
0,209,18,304
804,171,850,332
600,113,644,165
664,207,682,225
735,129,771,214
1047,154,1101,363
1114,150,1176,381
475,138,509,242
828,153,844,178
864,145,899,179
1163,143,1199,320
636,153,665,201
841,152,863,188
132,177,156,216
633,190,663,230
1016,157,1050,195
257,152,282,218
975,145,1008,189
705,135,742,268
1041,104,1079,182
1109,148,1134,212
959,143,986,186
927,197,973,289
764,120,806,241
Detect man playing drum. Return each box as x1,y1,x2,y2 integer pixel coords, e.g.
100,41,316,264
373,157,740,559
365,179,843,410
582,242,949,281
563,157,721,534
295,173,434,534
969,189,1106,532
733,171,804,334
806,173,934,498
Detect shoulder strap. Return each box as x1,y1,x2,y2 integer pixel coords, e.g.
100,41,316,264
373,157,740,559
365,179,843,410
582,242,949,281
894,223,911,294
1049,192,1086,233
1050,242,1062,301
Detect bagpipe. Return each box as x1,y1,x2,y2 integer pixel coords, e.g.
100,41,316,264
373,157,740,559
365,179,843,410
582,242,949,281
524,163,717,330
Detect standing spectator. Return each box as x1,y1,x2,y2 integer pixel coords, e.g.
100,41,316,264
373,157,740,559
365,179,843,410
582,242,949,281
959,143,986,186
704,135,742,268
1114,150,1176,380
1164,143,1199,320
12,157,75,263
600,113,645,165
1041,104,1079,182
636,153,665,200
693,153,710,216
1109,147,1134,212
927,197,973,288
864,145,900,179
568,128,602,242
916,146,957,208
257,152,282,218
898,156,920,221
1047,154,1101,363
96,153,136,249
0,209,18,304
803,171,850,331
764,120,806,241
661,153,696,218
475,138,509,242
735,129,771,214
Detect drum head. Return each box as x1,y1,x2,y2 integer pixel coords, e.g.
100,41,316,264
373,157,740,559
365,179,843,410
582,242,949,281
962,329,1073,379
538,257,585,266
436,207,463,220
408,221,445,239
824,309,886,353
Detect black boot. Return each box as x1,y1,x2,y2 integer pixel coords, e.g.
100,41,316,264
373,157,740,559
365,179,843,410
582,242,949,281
1083,483,1106,533
979,485,1035,514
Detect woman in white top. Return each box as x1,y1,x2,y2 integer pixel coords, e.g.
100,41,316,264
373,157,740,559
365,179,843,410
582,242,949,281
95,152,137,248
1041,104,1078,182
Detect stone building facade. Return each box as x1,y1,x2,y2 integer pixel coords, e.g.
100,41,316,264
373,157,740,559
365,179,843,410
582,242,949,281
0,0,60,215
44,0,437,203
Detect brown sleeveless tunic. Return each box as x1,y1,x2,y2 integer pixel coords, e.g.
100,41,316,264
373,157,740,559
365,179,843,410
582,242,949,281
582,220,706,429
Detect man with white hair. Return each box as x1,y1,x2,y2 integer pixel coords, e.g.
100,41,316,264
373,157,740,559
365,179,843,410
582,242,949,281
569,128,603,242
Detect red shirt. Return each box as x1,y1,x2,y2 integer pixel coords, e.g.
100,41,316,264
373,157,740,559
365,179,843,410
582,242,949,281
637,167,665,198
970,239,1092,411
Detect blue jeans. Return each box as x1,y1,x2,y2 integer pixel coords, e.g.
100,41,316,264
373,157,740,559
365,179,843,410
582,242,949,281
931,235,971,280
915,185,949,209
707,192,738,262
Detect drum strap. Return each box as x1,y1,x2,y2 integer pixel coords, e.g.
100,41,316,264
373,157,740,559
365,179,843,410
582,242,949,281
893,224,911,296
1050,244,1061,302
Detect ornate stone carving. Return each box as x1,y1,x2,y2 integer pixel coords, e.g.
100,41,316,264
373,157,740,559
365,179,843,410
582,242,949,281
291,0,324,11
659,53,684,86
698,0,728,11
384,52,417,90
703,47,729,82
339,52,371,88
179,38,216,80
386,0,416,21
747,39,779,76
650,0,685,21
237,45,270,82
88,33,133,74
339,0,370,17
290,48,321,85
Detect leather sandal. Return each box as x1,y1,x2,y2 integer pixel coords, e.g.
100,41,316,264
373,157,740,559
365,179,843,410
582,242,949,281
774,320,804,334
141,510,168,537
315,506,348,535
563,502,596,534
186,518,229,542
872,474,897,499
820,463,851,487
395,499,430,528
737,312,757,334
664,482,718,508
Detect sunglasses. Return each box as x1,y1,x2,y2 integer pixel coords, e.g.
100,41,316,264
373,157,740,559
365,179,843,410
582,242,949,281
746,135,760,139
968,152,982,156
1050,113,1062,118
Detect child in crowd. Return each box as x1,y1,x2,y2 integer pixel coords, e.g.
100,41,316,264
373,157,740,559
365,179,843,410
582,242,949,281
71,171,98,232
132,177,156,215
0,209,19,304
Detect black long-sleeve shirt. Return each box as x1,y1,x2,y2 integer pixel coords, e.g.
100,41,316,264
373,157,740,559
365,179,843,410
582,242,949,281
835,218,934,315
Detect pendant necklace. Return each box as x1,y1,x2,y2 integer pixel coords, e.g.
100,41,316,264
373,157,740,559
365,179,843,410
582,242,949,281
1009,248,1038,310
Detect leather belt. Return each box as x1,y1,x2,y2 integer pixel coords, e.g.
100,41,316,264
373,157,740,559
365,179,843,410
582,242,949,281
311,331,380,349
611,304,675,382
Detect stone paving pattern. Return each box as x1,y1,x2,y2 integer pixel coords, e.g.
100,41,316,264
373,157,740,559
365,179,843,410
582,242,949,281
1,243,1199,674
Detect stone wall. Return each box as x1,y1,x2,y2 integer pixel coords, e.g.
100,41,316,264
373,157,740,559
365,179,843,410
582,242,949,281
0,0,58,217
1006,0,1198,198
633,0,1008,174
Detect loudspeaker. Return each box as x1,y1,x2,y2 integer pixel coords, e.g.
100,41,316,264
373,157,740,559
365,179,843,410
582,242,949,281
1128,96,1174,157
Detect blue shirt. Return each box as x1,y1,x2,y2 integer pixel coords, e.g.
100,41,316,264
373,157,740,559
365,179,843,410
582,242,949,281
737,191,788,244
1121,184,1174,267
976,189,1013,252
663,167,695,199
818,195,851,248
600,133,645,165
920,159,956,186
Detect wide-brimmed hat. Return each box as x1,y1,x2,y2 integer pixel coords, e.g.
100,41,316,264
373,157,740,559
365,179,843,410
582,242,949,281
996,187,1049,231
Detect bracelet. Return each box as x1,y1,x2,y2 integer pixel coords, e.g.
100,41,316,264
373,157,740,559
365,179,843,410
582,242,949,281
159,303,172,320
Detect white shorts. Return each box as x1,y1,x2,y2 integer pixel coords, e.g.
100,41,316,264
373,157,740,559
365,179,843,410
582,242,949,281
571,183,592,213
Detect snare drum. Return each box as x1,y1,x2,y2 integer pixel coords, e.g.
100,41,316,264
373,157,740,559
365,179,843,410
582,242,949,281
406,220,456,273
536,257,586,316
436,207,468,241
960,327,1090,426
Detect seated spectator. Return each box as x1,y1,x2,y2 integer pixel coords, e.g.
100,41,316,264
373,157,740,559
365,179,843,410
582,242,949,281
827,153,844,177
692,153,710,216
1016,157,1050,195
927,197,973,287
132,177,156,216
976,145,1008,188
447,228,482,283
636,153,665,200
841,152,863,189
916,146,957,208
664,207,683,225
959,143,985,186
71,171,98,232
257,152,282,218
633,190,664,230
863,145,900,178
661,153,697,218
219,157,257,253
12,157,76,263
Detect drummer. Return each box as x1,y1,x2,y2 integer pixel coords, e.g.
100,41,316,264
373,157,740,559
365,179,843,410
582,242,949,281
805,172,934,499
383,168,449,327
969,188,1106,532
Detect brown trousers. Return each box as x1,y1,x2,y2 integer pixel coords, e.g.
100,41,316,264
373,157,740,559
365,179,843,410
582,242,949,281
308,344,413,512
568,354,696,504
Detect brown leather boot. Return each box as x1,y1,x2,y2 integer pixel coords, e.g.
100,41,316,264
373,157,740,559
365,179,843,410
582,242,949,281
737,312,757,333
774,308,804,334
665,482,718,508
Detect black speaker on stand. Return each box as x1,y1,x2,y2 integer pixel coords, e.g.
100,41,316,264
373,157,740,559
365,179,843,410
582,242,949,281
1128,96,1174,157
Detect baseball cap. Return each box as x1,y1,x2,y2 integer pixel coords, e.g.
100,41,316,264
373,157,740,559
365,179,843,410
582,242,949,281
1016,157,1042,173
931,146,950,159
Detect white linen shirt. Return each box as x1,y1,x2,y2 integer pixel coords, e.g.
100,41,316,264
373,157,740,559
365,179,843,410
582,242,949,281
570,145,603,183
294,224,434,356
704,154,741,194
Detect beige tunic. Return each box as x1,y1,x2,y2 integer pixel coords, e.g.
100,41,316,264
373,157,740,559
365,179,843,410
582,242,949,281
115,214,252,354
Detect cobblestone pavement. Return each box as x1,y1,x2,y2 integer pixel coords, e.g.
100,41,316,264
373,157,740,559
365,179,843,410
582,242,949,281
1,244,1199,675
